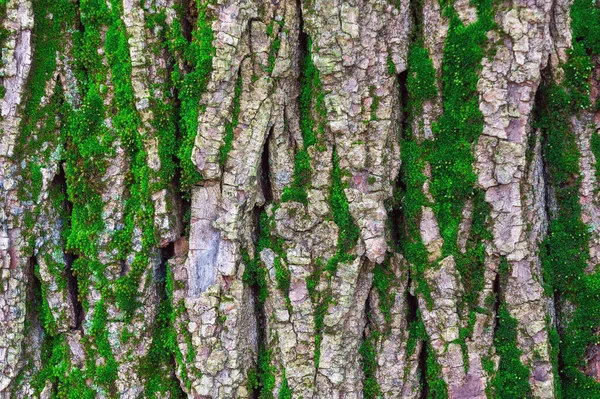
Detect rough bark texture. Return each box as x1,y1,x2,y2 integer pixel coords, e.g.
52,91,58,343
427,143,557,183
1,0,600,398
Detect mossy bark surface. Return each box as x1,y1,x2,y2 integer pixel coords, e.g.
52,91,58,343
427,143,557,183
1,0,600,398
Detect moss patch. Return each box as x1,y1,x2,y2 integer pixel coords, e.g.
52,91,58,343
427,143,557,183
281,37,324,205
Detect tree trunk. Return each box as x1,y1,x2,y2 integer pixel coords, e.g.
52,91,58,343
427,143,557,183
1,0,599,397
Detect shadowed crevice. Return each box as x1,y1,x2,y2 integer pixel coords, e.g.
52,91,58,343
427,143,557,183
260,125,274,204
65,252,83,331
418,340,429,399
158,241,175,282
52,163,84,332
491,267,501,339
181,0,197,43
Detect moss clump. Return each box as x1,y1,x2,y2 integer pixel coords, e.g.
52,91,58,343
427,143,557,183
242,208,292,396
242,246,270,305
455,189,491,366
369,85,380,121
372,257,396,327
493,306,532,399
281,37,324,205
266,20,284,75
312,291,330,368
455,190,491,309
398,137,433,306
404,311,448,398
35,336,95,399
406,45,437,113
247,346,277,398
491,259,533,398
549,326,563,399
326,148,360,271
567,0,600,185
31,254,94,399
397,0,496,389
143,7,180,193
273,256,291,298
278,371,291,399
243,209,289,304
398,44,436,305
306,257,326,366
425,342,449,399
140,266,187,398
168,0,215,194
360,330,383,398
0,1,8,69
429,1,494,256
536,2,600,390
564,0,600,111
103,0,158,319
15,0,73,252
538,82,600,396
84,300,119,388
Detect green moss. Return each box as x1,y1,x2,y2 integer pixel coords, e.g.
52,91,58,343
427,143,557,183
281,37,324,205
313,292,330,368
406,45,437,113
489,260,532,398
168,0,215,194
425,342,449,399
278,370,291,399
86,299,119,388
360,330,383,398
386,56,397,76
63,85,111,260
397,2,496,388
242,247,269,304
83,0,159,322
564,0,600,111
60,0,157,389
247,345,280,399
273,256,291,298
537,83,600,396
372,257,396,327
35,334,95,399
144,8,179,192
267,20,283,75
536,4,600,390
141,265,187,398
403,310,448,398
0,2,8,71
242,209,288,304
549,326,563,399
242,207,294,395
429,2,494,256
369,85,380,121
19,0,213,393
493,304,532,397
406,310,426,357
455,190,491,312
326,148,360,273
398,138,433,306
14,0,73,252
396,43,438,308
307,148,360,366
219,73,243,167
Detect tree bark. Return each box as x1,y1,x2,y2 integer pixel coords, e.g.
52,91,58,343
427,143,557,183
1,0,599,398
